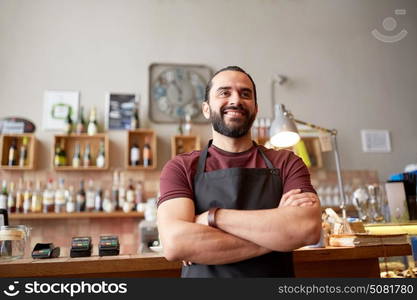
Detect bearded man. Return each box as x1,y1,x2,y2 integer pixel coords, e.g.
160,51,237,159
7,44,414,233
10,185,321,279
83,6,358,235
157,66,321,278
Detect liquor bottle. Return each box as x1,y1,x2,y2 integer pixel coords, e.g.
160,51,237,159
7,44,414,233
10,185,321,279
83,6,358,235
96,141,105,168
102,189,115,213
8,138,17,166
54,178,67,213
0,180,8,210
123,179,135,213
83,143,92,167
85,179,95,212
66,185,76,213
183,114,191,135
75,106,86,134
55,139,67,167
111,171,119,210
7,182,16,213
135,181,146,212
15,178,24,213
31,180,43,213
130,143,140,166
130,107,139,130
143,136,152,167
42,179,55,213
76,180,86,212
72,142,81,167
19,137,29,167
87,106,98,136
94,188,103,212
118,173,126,210
64,110,73,134
23,181,32,214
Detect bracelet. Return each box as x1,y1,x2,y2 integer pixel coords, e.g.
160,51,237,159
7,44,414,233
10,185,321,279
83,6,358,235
208,207,220,228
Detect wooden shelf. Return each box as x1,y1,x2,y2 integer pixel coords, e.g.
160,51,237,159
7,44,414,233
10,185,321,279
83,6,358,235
171,135,200,158
0,133,36,170
52,133,109,171
126,129,157,170
9,211,144,220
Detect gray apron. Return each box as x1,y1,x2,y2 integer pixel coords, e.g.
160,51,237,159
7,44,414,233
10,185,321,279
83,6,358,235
181,140,294,277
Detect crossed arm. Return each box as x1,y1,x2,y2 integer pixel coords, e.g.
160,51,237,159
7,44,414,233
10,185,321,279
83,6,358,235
157,189,322,265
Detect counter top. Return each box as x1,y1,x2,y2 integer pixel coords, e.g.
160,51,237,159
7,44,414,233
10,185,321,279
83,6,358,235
0,244,411,278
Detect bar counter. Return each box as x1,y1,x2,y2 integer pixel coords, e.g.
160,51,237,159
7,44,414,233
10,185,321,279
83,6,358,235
0,244,411,278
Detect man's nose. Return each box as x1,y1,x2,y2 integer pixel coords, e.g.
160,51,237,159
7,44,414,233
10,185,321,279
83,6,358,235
228,91,243,105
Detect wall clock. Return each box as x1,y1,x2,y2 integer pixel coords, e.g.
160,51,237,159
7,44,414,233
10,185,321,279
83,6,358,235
149,63,212,123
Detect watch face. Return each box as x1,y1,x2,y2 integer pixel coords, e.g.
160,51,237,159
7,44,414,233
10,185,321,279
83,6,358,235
149,64,212,123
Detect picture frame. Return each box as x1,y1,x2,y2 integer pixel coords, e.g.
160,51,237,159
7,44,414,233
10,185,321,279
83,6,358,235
149,63,212,123
105,93,139,130
42,90,80,131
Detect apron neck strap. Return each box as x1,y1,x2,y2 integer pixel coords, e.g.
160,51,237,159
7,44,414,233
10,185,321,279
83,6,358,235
196,140,275,175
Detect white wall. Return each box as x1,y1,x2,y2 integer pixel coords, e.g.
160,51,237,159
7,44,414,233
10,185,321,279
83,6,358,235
0,0,416,180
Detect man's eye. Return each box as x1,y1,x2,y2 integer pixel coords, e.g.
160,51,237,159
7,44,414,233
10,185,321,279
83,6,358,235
241,91,252,98
219,90,230,96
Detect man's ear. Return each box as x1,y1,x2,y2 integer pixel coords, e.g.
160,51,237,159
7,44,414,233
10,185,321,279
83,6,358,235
202,101,210,119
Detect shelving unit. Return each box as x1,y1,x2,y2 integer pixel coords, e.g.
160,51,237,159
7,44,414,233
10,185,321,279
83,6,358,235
0,133,36,170
171,135,200,158
52,133,109,171
9,211,144,220
126,129,157,170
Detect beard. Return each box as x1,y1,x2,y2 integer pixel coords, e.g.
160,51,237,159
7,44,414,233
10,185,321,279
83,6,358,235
209,104,256,138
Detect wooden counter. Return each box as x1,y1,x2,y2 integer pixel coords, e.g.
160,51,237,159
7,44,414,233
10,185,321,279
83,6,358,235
0,244,411,278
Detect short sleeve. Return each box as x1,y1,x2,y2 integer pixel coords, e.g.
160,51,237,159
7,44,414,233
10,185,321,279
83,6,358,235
281,152,316,195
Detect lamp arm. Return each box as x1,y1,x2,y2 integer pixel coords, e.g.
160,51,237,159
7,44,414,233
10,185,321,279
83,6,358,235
293,118,347,219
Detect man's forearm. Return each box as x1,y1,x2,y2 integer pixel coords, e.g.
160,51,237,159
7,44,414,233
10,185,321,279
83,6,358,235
159,219,271,265
214,205,322,251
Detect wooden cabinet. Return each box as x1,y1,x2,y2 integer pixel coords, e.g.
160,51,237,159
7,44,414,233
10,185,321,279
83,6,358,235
0,133,36,170
171,135,200,158
52,134,109,171
126,129,157,170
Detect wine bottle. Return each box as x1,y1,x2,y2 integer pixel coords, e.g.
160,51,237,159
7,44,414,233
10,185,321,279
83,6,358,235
130,107,139,129
42,179,55,213
64,110,73,134
130,143,140,166
0,180,8,210
7,182,16,213
75,106,86,134
23,181,32,214
18,137,29,167
143,136,152,167
76,180,86,212
87,106,98,136
96,141,105,168
8,138,17,166
31,180,43,213
72,142,81,167
85,179,95,212
54,178,67,213
83,143,91,167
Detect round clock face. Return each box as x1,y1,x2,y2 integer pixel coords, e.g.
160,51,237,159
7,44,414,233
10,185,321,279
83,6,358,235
152,68,206,121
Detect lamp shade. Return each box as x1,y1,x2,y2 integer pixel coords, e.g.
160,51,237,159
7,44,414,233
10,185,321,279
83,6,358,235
269,104,300,148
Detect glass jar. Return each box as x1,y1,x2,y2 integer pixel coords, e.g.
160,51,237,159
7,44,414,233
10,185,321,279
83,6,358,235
0,225,31,261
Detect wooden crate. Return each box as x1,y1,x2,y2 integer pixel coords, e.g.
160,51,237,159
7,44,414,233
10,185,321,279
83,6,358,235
0,133,36,170
171,135,201,158
126,129,157,170
52,133,109,171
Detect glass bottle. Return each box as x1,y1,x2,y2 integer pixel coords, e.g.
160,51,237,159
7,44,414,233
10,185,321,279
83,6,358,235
76,180,86,212
96,141,105,168
23,181,32,214
31,180,43,213
135,181,146,212
72,142,81,167
58,139,67,166
15,178,24,213
85,179,95,212
130,143,140,166
111,171,119,210
83,143,92,167
130,107,139,130
143,136,152,167
94,188,103,212
64,110,73,134
7,182,16,213
66,185,76,213
75,106,86,134
118,173,126,210
42,179,55,213
183,114,191,135
102,189,115,213
8,138,18,166
87,106,98,136
0,180,8,210
19,137,29,167
54,178,67,213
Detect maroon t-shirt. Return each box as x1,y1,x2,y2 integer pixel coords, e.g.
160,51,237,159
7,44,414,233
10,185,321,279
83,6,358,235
158,144,316,207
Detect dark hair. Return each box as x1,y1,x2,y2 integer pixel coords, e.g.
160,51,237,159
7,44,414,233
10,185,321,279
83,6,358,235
204,66,257,104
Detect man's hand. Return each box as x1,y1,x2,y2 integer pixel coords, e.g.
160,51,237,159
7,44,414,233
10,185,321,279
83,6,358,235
279,189,319,208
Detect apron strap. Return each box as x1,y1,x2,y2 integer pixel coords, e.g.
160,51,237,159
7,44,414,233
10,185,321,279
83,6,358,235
196,140,276,174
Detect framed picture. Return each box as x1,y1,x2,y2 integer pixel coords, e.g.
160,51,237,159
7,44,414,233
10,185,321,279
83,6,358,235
42,90,79,131
149,63,212,123
105,93,139,130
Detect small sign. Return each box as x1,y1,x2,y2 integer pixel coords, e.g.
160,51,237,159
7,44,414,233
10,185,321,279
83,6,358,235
361,130,391,153
2,121,24,134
